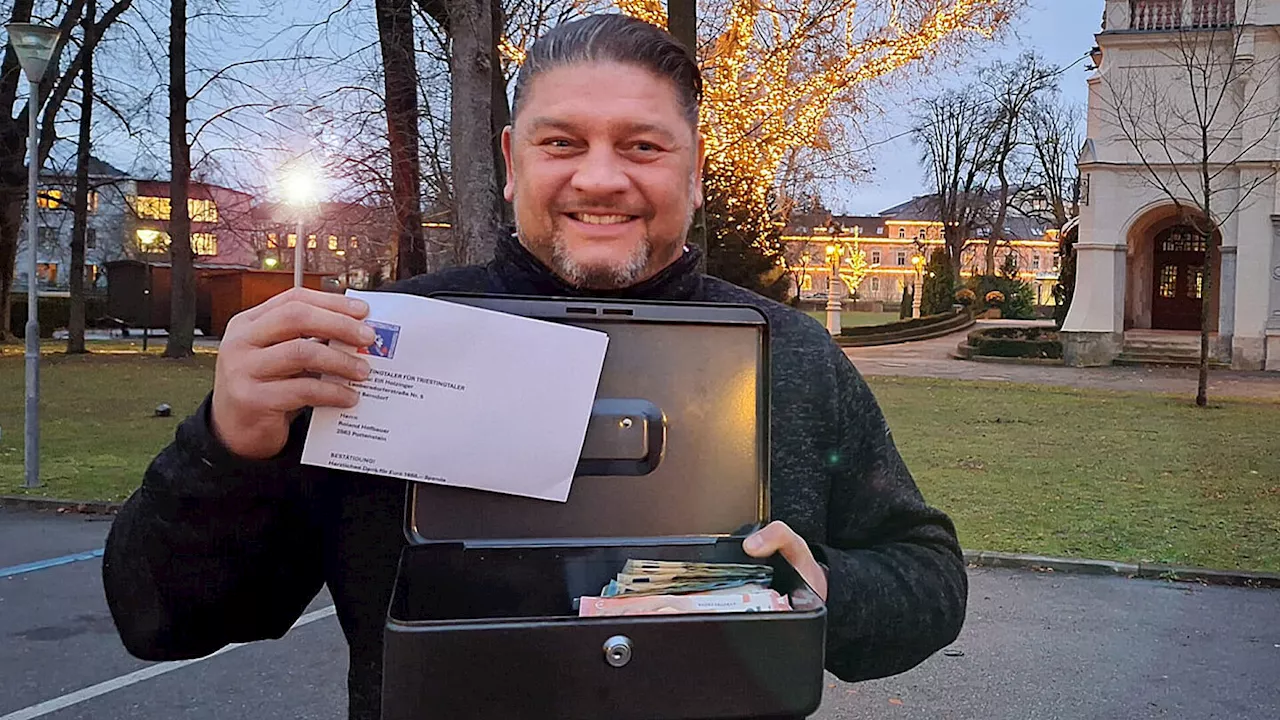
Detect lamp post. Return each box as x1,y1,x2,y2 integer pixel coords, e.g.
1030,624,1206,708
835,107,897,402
283,164,320,288
8,22,61,489
911,254,924,318
825,242,842,335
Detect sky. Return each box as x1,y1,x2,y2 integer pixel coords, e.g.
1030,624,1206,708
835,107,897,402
835,0,1106,216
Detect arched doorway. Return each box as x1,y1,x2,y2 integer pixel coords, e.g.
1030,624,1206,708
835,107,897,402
1151,225,1207,331
1124,206,1219,332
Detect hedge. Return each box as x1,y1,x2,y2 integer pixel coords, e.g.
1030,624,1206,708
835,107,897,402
965,326,1062,359
8,295,110,339
836,309,974,347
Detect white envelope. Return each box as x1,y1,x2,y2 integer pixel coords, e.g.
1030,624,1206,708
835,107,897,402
300,290,609,503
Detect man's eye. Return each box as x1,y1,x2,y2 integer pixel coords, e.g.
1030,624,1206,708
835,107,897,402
633,142,659,152
544,139,573,148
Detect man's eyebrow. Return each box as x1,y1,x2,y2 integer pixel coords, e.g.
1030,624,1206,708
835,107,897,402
524,117,680,144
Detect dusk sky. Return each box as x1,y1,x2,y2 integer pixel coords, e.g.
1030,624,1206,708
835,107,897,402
836,0,1106,216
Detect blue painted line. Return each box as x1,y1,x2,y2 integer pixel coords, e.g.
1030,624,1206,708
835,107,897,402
0,549,105,579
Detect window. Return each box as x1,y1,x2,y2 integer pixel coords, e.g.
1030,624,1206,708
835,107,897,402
86,228,96,249
349,236,359,248
800,274,813,291
37,263,57,285
871,250,881,265
877,226,884,235
192,233,218,256
267,232,278,249
286,233,297,248
871,276,881,292
37,189,63,210
1032,254,1041,270
1158,265,1178,298
917,229,926,240
328,235,339,251
135,196,219,222
137,228,167,252
897,227,906,239
896,251,907,266
1188,267,1204,299
37,225,57,248
307,234,317,249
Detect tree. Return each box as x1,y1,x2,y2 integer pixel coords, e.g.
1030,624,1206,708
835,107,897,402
920,247,956,315
68,0,98,354
1022,96,1082,231
914,86,997,283
376,0,427,278
165,0,194,358
979,51,1058,273
1097,0,1280,406
703,172,789,300
0,0,133,340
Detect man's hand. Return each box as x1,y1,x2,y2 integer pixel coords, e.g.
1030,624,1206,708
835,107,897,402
211,288,377,461
743,520,828,601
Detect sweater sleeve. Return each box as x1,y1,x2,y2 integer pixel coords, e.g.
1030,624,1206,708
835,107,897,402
102,395,325,662
810,348,968,682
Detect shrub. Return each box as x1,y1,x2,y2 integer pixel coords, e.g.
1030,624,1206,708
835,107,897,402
967,275,1036,320
984,290,1005,305
966,326,1062,359
9,295,110,339
899,283,914,319
955,288,976,307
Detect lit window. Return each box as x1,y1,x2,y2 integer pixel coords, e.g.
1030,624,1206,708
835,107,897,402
37,189,63,210
136,228,167,252
267,233,278,249
307,234,317,249
800,274,813,291
87,192,98,213
877,227,884,235
189,198,218,222
192,233,218,256
287,233,297,248
37,263,58,284
328,235,339,251
897,227,905,239
349,236,359,248
1188,267,1203,300
134,196,219,222
1158,265,1177,298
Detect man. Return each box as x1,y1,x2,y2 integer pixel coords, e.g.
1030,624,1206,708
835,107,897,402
103,13,966,720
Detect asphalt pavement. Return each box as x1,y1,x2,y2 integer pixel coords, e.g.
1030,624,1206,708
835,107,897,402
2,508,1278,719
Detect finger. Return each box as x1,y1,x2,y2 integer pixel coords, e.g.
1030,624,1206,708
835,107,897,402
244,301,377,349
743,521,828,600
258,377,361,412
251,339,372,382
239,287,370,323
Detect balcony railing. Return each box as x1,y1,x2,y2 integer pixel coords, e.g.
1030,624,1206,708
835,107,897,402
1130,0,1235,30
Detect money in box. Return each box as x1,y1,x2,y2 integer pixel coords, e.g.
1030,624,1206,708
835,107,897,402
380,295,827,720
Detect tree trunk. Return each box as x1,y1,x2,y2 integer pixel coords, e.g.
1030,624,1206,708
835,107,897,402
449,0,500,266
667,0,706,272
1197,232,1216,407
987,163,1011,275
377,0,427,280
164,0,194,358
490,0,510,225
68,0,96,354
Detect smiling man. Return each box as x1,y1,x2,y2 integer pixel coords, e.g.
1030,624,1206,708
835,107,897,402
103,13,967,720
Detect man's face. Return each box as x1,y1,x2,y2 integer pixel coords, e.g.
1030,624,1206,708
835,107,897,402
503,61,706,290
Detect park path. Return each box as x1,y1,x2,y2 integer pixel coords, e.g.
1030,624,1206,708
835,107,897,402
845,321,1280,402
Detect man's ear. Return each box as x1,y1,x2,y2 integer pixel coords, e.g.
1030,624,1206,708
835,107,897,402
501,126,516,203
693,131,707,209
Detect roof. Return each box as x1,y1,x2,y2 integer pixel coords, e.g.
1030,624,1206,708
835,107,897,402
40,155,131,180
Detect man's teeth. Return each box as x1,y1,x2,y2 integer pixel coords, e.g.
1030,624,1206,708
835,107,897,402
573,213,632,225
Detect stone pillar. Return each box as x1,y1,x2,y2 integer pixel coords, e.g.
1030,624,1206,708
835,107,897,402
1217,245,1236,364
1062,242,1128,367
1267,215,1280,371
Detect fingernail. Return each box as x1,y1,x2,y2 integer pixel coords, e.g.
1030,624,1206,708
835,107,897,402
348,298,369,315
743,535,763,552
361,327,376,344
357,361,371,379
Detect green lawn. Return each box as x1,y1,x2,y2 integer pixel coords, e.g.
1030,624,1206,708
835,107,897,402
803,310,899,327
3,356,1278,572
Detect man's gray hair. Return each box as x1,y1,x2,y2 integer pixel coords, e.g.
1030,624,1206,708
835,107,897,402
512,13,703,127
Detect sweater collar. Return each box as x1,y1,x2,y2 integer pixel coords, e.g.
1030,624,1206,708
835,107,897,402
486,231,704,301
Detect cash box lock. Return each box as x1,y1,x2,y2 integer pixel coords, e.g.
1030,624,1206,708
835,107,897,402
603,635,633,667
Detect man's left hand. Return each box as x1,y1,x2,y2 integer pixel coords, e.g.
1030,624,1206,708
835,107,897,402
743,521,828,601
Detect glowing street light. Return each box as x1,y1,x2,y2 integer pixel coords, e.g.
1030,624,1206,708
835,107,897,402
8,22,61,489
282,163,321,287
911,254,925,318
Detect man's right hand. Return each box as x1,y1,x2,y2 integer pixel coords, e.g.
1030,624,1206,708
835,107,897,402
210,287,377,461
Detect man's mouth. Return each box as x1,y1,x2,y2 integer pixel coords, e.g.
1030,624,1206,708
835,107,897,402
567,212,636,226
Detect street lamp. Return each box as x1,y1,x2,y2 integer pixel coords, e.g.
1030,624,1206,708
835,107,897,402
283,164,320,287
8,22,61,489
910,254,925,319
825,242,843,335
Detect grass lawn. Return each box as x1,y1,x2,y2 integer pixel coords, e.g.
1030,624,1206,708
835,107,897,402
803,310,899,327
3,355,1278,573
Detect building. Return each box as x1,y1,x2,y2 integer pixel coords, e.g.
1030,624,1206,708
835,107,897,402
129,180,258,268
1066,0,1280,370
784,196,1062,306
251,201,396,289
15,157,137,293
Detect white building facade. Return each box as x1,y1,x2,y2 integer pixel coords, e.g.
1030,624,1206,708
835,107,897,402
1066,0,1280,370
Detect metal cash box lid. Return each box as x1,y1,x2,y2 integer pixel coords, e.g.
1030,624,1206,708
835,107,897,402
405,293,770,545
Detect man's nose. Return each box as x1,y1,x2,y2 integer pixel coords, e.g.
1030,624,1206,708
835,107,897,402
570,147,630,196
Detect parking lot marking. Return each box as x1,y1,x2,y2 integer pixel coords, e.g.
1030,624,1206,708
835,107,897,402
0,549,105,579
0,605,337,720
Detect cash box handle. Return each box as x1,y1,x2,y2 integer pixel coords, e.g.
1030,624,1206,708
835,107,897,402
575,398,666,477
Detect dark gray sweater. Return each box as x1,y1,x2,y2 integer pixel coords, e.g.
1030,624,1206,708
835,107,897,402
102,236,967,720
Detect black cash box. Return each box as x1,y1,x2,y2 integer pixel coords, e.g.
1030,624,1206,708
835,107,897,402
382,294,827,720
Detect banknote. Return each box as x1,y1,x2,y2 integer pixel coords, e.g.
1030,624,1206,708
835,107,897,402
599,560,775,598
579,589,793,617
